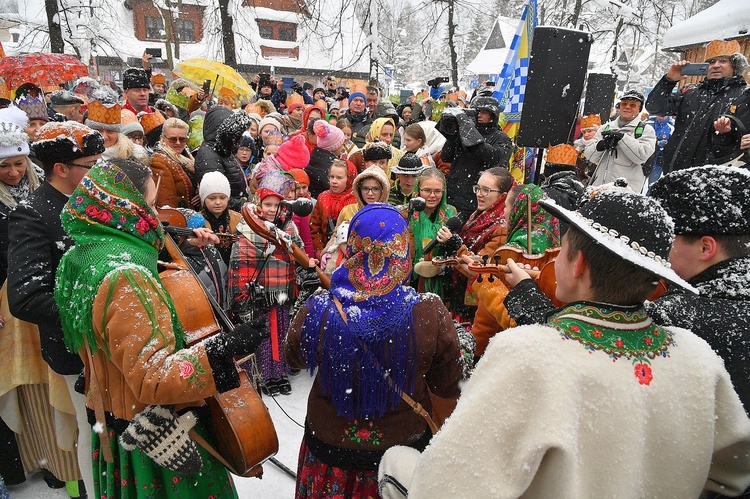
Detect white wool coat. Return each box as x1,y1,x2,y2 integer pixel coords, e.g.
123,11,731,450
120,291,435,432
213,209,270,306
380,323,750,498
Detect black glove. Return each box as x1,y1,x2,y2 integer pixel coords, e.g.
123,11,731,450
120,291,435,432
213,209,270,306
608,130,624,146
443,234,463,255
292,82,304,95
296,264,322,293
206,319,268,360
596,139,608,151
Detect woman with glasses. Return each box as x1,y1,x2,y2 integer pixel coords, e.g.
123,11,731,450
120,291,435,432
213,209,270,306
336,165,391,226
150,117,197,209
410,167,457,299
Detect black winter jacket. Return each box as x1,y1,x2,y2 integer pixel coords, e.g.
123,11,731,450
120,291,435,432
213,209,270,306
504,256,750,412
7,182,83,375
442,121,513,223
307,147,336,199
194,106,247,210
645,75,747,173
708,87,750,164
341,110,372,149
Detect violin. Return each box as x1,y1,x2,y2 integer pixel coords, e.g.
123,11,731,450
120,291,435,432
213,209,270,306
467,253,541,280
156,207,279,477
157,207,239,245
240,203,331,289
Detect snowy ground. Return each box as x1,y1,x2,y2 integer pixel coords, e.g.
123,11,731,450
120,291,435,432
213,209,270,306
7,373,314,499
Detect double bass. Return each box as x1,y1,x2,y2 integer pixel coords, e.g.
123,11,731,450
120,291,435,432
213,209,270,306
157,208,278,477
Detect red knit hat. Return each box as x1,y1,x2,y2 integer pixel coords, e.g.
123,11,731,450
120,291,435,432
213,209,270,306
257,187,284,201
276,135,311,171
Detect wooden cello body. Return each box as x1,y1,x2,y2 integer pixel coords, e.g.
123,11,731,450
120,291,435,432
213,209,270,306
157,208,278,477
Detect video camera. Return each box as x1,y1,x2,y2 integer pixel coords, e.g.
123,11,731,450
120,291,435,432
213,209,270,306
427,77,450,88
335,87,350,101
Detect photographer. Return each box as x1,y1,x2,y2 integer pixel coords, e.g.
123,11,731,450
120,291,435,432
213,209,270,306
251,73,286,111
585,90,656,193
439,96,513,223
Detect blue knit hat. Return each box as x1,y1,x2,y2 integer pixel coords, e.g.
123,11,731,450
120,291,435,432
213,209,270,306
348,92,366,105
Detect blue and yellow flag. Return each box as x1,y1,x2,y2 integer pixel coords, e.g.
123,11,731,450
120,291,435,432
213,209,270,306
493,0,538,183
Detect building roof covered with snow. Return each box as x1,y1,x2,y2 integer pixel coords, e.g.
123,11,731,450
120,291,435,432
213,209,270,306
662,0,750,50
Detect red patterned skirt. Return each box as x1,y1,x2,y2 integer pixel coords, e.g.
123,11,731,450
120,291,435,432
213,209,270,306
294,438,380,499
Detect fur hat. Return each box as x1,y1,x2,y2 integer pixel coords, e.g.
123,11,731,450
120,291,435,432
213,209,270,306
276,135,311,171
650,165,750,236
85,100,122,132
14,94,48,122
313,119,345,152
362,141,392,161
199,171,231,202
49,90,84,107
391,152,426,175
31,121,105,164
123,68,150,90
539,191,695,292
0,105,30,129
0,121,30,159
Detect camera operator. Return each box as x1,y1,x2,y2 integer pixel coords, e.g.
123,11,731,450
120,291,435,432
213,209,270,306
250,73,286,111
585,90,656,193
438,96,512,223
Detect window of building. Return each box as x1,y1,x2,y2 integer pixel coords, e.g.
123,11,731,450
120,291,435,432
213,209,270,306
256,20,297,42
175,19,195,42
145,16,165,40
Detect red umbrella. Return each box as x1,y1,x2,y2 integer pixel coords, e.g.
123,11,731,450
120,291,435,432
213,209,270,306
0,52,89,89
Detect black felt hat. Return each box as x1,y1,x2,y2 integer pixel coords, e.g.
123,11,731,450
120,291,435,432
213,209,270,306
123,68,150,90
49,90,84,106
540,190,696,292
362,141,392,161
391,152,426,175
650,165,750,236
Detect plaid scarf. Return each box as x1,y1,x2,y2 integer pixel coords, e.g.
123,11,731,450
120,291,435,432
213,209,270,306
228,218,300,310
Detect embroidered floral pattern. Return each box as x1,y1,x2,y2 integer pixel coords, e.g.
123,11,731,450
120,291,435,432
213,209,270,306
548,303,674,386
342,420,383,446
176,352,206,389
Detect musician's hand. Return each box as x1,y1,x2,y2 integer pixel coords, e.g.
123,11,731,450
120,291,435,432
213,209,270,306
741,133,750,150
460,253,477,265
206,319,268,360
436,226,452,243
505,258,532,288
187,227,220,246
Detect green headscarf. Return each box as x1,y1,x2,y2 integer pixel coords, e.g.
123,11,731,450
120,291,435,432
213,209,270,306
410,171,457,296
55,159,186,357
506,184,560,254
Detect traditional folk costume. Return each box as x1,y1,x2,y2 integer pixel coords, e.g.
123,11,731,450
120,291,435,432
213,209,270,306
379,191,750,498
228,171,301,394
286,204,462,498
55,160,247,498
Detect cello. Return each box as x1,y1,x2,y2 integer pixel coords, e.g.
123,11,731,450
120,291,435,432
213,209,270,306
156,208,278,477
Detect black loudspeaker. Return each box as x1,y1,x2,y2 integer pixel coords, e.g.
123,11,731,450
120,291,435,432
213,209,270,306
584,73,617,121
517,27,593,148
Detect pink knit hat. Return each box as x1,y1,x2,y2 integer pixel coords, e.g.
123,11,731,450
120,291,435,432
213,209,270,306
276,135,311,171
313,119,345,152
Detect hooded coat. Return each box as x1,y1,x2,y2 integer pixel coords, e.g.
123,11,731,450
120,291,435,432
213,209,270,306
442,113,512,223
194,107,248,210
336,167,391,225
645,74,747,173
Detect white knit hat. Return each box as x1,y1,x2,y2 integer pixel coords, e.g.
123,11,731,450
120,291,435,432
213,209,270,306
0,121,30,159
199,171,231,203
0,106,30,130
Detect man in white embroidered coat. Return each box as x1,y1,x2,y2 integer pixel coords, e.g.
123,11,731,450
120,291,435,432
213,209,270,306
379,190,750,498
585,90,656,193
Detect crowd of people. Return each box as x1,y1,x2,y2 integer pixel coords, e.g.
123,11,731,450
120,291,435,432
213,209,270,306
0,36,748,499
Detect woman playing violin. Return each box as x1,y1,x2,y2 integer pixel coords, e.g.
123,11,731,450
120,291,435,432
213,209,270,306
54,158,266,498
468,184,560,358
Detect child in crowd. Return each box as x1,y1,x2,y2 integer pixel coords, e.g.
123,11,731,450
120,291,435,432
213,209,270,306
235,132,256,179
199,171,242,265
310,159,357,257
401,123,437,167
389,152,426,206
228,171,301,396
288,168,315,259
361,141,392,176
336,118,359,159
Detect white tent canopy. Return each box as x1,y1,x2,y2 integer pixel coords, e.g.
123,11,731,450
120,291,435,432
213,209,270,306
662,0,750,50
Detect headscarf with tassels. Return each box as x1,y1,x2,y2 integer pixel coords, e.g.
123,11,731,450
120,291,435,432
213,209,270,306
301,203,420,420
55,159,186,357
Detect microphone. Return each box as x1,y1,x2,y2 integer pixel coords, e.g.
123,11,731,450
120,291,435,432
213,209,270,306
406,196,426,220
281,198,314,217
422,216,462,255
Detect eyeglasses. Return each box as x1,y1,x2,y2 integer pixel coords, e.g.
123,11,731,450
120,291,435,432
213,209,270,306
419,188,444,197
619,100,640,108
66,161,96,170
164,136,188,144
361,186,382,194
472,185,502,196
